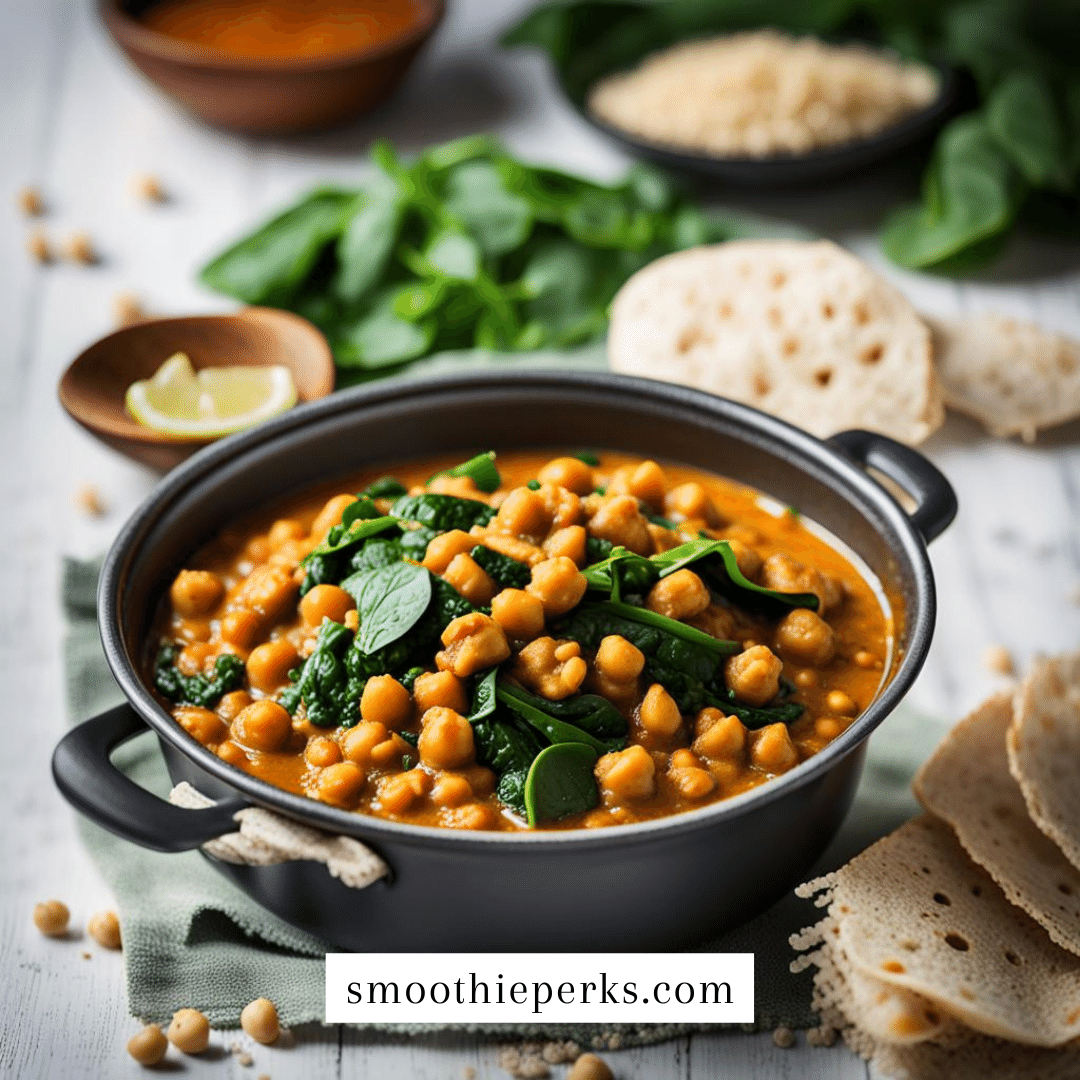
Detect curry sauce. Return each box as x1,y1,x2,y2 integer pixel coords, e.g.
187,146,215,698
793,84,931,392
152,451,895,831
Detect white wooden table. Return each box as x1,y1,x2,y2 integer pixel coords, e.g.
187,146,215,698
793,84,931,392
1,1,1078,1076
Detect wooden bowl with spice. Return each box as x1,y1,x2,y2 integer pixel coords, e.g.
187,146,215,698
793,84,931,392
99,0,445,135
58,308,335,472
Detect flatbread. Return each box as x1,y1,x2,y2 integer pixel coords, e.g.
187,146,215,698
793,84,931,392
607,240,943,444
822,815,1080,1046
930,315,1080,441
1007,652,1080,872
914,692,1080,956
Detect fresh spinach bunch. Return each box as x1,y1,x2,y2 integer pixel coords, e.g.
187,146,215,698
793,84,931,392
200,136,772,378
505,0,1080,272
153,646,246,709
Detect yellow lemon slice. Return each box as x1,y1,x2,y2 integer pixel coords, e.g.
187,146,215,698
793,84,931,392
125,353,298,439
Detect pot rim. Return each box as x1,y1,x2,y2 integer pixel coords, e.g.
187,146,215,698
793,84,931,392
99,370,938,851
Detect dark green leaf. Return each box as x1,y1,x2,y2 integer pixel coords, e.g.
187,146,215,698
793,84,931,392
470,544,532,590
428,451,501,493
469,666,499,722
444,160,534,256
153,646,245,709
362,477,408,500
304,514,400,565
333,173,402,303
496,682,615,755
574,451,600,466
390,492,497,532
986,71,1070,190
524,742,599,826
350,561,432,655
472,712,545,815
501,682,627,744
338,291,436,369
424,229,481,280
279,619,362,728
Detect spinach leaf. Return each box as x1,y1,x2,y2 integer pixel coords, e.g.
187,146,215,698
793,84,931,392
390,492,497,532
706,689,805,730
421,228,482,281
585,537,614,563
337,289,436,369
350,561,432,655
574,451,600,466
524,742,599,826
593,599,739,656
200,188,354,305
444,160,533,257
362,477,408,500
469,666,499,722
428,450,501,494
153,646,245,709
496,682,621,755
300,514,401,593
472,712,546,815
278,619,363,728
470,545,532,589
333,170,403,303
500,682,627,744
305,513,399,563
581,546,656,600
986,70,1071,190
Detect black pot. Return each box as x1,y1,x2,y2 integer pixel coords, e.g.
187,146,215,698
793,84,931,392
53,372,955,951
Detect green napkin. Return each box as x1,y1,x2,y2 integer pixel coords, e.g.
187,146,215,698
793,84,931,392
63,557,942,1040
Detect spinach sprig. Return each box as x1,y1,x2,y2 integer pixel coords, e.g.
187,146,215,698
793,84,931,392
153,646,245,709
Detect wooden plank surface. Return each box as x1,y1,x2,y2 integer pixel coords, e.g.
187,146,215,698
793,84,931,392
1,0,1077,1077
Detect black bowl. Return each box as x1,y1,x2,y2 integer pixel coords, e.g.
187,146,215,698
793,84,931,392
576,63,962,188
52,372,955,950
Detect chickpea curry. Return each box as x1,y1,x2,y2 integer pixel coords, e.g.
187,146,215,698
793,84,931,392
152,451,893,832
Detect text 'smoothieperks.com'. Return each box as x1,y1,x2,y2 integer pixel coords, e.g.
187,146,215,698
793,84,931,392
325,953,754,1024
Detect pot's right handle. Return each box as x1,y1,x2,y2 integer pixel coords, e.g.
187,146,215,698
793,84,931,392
827,429,957,544
52,703,249,853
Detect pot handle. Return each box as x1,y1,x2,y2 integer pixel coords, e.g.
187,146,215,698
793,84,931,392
827,429,957,544
52,703,249,853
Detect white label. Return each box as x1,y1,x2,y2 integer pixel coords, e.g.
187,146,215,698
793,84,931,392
325,953,754,1024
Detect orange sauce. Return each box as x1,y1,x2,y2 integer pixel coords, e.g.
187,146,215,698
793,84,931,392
139,0,427,60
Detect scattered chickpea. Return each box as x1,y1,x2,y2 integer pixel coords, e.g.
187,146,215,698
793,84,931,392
794,669,817,690
491,587,546,641
126,1023,169,1066
537,456,594,495
587,493,653,555
637,683,683,738
418,707,475,770
725,645,782,707
775,609,835,667
240,997,280,1045
750,723,798,774
113,291,146,327
360,674,412,729
444,552,498,605
815,717,844,740
299,584,354,627
412,670,469,714
526,556,587,617
595,744,656,802
568,1052,614,1080
64,230,98,264
73,482,105,517
515,636,587,700
170,569,224,618
692,709,746,762
772,1025,796,1049
133,173,166,203
88,909,122,949
17,185,44,216
983,644,1014,677
167,1008,210,1054
854,649,880,669
436,612,510,677
315,761,367,808
594,635,645,683
33,899,69,937
233,700,293,753
27,228,52,264
305,736,343,768
825,690,857,716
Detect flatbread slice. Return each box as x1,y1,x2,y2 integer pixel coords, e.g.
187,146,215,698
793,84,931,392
608,239,943,444
822,815,1080,1046
914,692,1080,956
1007,652,1080,871
930,315,1080,441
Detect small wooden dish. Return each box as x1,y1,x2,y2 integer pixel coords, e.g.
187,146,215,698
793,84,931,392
58,307,336,472
99,0,445,135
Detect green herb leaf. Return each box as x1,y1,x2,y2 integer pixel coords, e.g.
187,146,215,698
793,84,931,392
470,667,499,722
153,647,245,709
986,70,1070,190
333,172,403,303
390,493,497,532
470,545,531,590
362,477,408,500
524,742,599,826
424,229,481,281
428,451,501,493
350,561,433,655
574,451,600,466
444,160,534,257
500,682,627,744
278,619,362,728
338,291,436,369
496,682,619,755
472,713,545,815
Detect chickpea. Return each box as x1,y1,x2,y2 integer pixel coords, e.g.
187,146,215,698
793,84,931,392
479,532,546,566
543,525,587,566
430,773,473,808
299,584,355,627
33,899,69,937
177,641,215,676
594,635,645,683
446,802,497,830
725,645,783,707
428,474,483,499
671,766,716,800
459,764,497,798
526,557,587,618
775,608,836,667
515,637,587,700
610,460,667,510
315,761,367,808
595,745,657,802
369,732,414,768
725,538,763,582
490,588,546,641
444,552,498,606
218,740,248,767
236,564,299,620
418,707,475,770
268,518,305,551
220,607,262,649
422,529,479,574
380,769,433,814
305,736,343,768
240,998,280,1045
341,721,389,765
587,494,653,555
815,717,844,739
646,569,710,621
855,649,879,669
826,690,858,716
360,674,412,729
167,1008,210,1054
750,723,798,774
664,482,719,526
538,483,584,531
693,710,746,761
246,637,299,693
244,535,271,563
436,613,510,677
495,486,553,539
638,683,684,738
412,670,469,714
310,494,356,540
217,690,253,723
647,523,681,553
537,456,594,495
88,910,122,949
127,1023,169,1065
269,537,310,571
174,706,227,747
169,569,224,617
568,1052,614,1080
670,748,700,770
794,669,818,690
761,553,843,614
233,700,292,752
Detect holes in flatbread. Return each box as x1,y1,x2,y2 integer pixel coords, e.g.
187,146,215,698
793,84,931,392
924,1009,940,1025
739,263,752,278
860,343,884,365
971,885,982,897
932,892,951,906
782,337,800,357
677,325,709,354
881,960,905,974
821,302,835,319
718,301,733,319
854,302,870,325
814,368,832,387
1059,349,1076,375
959,988,976,1001
1004,950,1022,966
900,939,920,952
944,933,970,952
768,306,782,327
753,374,771,399
770,270,786,288
1059,882,1074,896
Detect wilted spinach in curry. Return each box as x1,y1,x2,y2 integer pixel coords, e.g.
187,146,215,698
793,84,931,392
154,450,891,830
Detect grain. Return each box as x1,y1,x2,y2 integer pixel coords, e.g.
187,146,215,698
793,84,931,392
588,30,938,158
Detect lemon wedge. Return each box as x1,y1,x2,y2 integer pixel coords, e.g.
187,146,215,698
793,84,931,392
125,353,298,439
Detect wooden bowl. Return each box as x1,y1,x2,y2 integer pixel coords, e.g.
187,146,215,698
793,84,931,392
99,0,445,135
58,308,336,472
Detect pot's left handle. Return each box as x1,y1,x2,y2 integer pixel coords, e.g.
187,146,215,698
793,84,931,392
53,703,249,853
